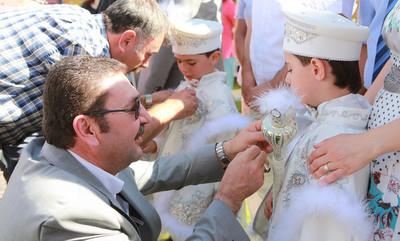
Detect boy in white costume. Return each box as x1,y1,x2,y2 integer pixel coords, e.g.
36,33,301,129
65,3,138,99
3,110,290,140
255,9,373,241
151,19,238,241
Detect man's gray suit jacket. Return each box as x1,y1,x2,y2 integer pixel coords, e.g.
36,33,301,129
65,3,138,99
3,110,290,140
0,137,249,241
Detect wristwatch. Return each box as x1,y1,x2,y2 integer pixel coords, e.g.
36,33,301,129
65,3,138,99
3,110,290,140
215,141,231,170
144,94,153,108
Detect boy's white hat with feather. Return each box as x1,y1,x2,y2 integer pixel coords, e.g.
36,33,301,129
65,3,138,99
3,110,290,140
171,18,222,55
283,8,369,61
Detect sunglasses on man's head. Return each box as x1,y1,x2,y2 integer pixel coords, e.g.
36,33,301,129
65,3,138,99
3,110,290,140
84,96,141,120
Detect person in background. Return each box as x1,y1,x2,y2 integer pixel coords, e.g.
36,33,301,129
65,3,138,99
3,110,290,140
222,0,236,60
234,0,251,72
234,0,253,113
358,0,398,90
222,0,237,89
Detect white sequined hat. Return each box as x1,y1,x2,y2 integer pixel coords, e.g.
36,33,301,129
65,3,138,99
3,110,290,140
171,18,222,55
283,8,369,61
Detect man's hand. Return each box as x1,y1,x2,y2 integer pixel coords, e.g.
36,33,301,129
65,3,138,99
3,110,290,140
151,89,174,105
224,120,272,160
147,88,198,124
215,146,267,214
142,88,198,144
141,140,157,154
168,88,198,120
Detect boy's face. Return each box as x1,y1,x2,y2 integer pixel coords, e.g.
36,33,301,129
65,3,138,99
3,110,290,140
284,52,318,106
175,51,219,80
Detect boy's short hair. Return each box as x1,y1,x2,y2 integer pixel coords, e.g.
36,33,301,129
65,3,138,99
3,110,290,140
294,55,362,93
203,49,220,57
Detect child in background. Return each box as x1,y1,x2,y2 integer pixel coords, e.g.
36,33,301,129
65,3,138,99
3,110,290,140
222,0,236,59
222,0,237,88
256,9,372,241
152,19,238,241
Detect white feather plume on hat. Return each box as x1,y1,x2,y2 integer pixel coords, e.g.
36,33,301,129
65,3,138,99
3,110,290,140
253,86,315,133
253,86,303,116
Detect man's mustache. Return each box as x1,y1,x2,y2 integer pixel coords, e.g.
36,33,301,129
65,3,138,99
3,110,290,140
135,125,145,139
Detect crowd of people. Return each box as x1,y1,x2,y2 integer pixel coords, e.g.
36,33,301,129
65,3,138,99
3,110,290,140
0,0,399,241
